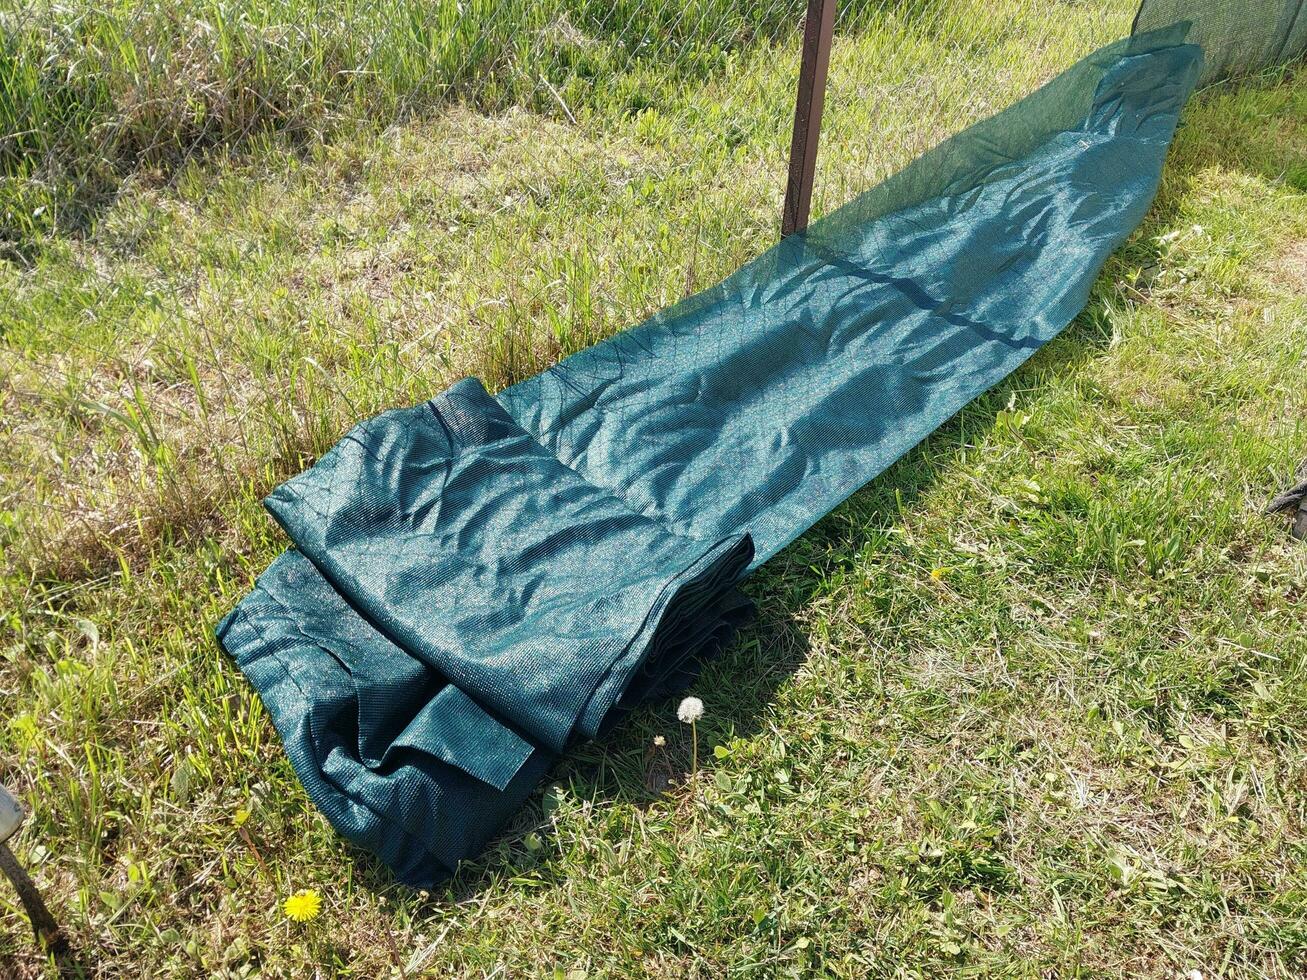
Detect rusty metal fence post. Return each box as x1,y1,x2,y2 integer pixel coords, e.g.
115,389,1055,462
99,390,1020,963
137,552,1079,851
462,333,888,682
781,0,838,237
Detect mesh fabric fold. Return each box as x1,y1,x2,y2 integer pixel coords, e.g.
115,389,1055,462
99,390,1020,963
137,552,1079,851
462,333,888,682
218,27,1211,884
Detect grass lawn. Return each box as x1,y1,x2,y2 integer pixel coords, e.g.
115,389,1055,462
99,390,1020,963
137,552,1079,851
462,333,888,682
3,0,1307,975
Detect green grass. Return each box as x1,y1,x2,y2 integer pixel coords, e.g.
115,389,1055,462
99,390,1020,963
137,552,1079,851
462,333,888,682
0,0,1058,250
4,0,1307,976
0,0,797,247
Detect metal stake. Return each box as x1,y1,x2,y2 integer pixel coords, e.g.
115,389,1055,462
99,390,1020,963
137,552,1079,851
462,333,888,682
781,0,837,237
0,784,65,953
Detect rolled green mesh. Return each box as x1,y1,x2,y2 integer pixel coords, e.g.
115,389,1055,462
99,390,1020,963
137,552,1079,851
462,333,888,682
218,3,1303,885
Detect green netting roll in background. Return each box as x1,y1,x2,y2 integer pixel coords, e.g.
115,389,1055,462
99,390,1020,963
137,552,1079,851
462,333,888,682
1135,0,1307,84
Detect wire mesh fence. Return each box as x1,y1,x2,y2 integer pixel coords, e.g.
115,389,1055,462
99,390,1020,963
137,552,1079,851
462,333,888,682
1,0,1140,583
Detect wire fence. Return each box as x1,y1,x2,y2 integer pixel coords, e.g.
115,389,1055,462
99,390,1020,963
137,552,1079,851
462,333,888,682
0,0,1139,583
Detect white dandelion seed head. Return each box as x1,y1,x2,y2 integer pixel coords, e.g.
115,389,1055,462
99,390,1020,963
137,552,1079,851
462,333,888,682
653,735,666,747
677,696,704,724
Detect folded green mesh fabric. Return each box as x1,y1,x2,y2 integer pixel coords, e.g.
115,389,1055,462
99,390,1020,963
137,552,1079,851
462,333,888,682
218,26,1213,885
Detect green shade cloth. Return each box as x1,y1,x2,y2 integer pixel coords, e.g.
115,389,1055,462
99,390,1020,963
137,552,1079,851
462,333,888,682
1135,0,1307,85
217,23,1222,885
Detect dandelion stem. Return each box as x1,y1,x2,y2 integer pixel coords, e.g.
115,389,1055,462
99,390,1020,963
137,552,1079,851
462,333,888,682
690,720,698,781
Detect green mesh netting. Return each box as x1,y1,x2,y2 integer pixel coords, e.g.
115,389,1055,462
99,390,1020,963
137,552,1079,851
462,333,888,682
218,4,1301,886
1135,0,1307,84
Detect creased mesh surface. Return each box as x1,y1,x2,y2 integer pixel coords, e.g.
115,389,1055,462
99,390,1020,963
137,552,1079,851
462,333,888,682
218,23,1220,885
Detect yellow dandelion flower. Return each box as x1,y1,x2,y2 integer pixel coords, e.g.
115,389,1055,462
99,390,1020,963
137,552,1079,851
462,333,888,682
282,889,322,923
930,566,949,581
